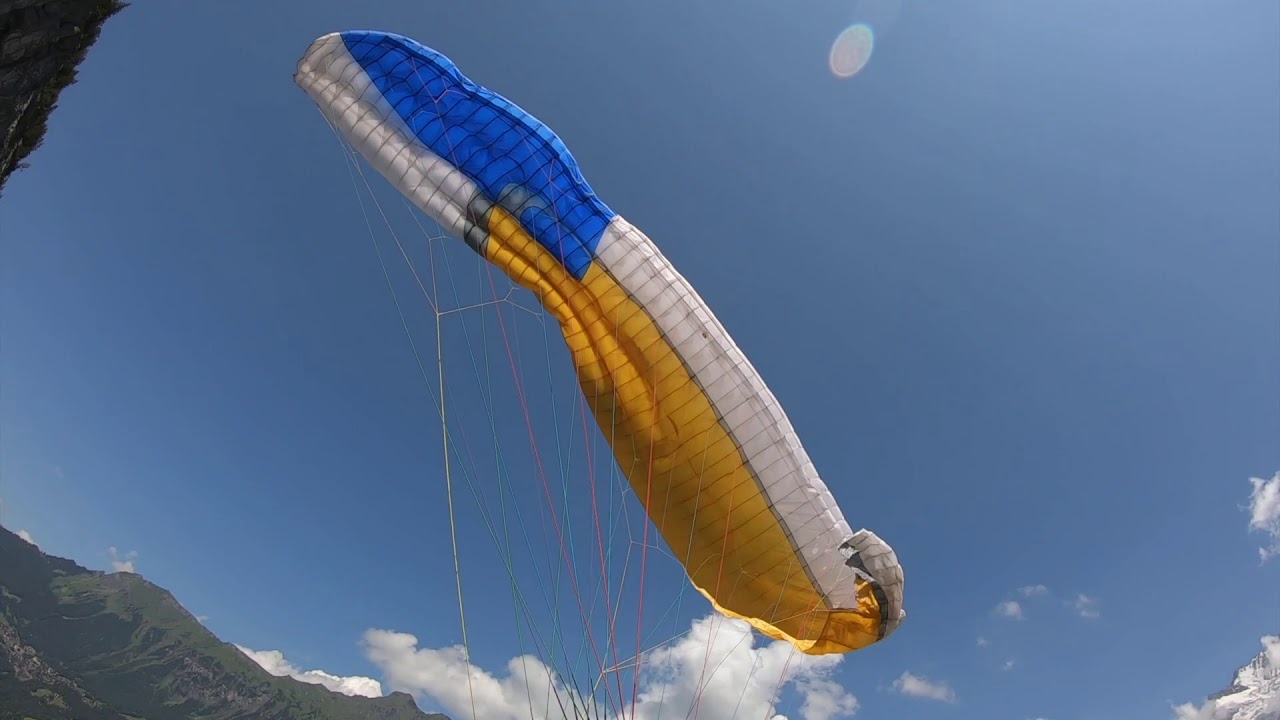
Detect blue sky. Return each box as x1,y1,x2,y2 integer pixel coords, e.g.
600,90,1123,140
2,1,1278,719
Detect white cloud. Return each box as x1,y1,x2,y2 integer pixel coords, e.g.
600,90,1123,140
1002,660,1016,671
976,636,989,647
891,671,955,702
796,678,859,720
1263,635,1280,667
107,547,137,573
995,600,1024,620
1070,594,1100,619
236,645,383,698
1170,702,1215,720
363,613,860,720
16,529,37,547
362,634,552,720
1248,472,1280,561
1018,585,1049,597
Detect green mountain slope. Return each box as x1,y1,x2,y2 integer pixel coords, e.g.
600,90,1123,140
0,527,443,720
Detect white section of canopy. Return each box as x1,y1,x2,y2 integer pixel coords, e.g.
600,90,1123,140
295,34,480,239
596,218,904,635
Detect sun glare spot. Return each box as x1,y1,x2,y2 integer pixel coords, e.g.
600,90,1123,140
829,23,875,79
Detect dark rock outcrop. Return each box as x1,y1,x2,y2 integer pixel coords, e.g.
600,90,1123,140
0,0,125,192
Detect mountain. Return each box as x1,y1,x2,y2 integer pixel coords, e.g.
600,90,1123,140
1179,637,1280,720
1,0,125,193
0,526,443,720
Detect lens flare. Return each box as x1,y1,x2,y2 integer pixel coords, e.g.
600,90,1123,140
829,23,875,79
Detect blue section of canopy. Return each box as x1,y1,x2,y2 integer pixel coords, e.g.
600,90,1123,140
341,31,614,279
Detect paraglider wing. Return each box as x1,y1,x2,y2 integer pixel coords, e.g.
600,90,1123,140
294,30,904,655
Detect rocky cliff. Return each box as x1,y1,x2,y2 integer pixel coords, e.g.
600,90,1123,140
0,0,124,192
1178,637,1280,720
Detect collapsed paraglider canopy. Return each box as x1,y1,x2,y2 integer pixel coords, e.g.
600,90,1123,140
295,30,905,655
